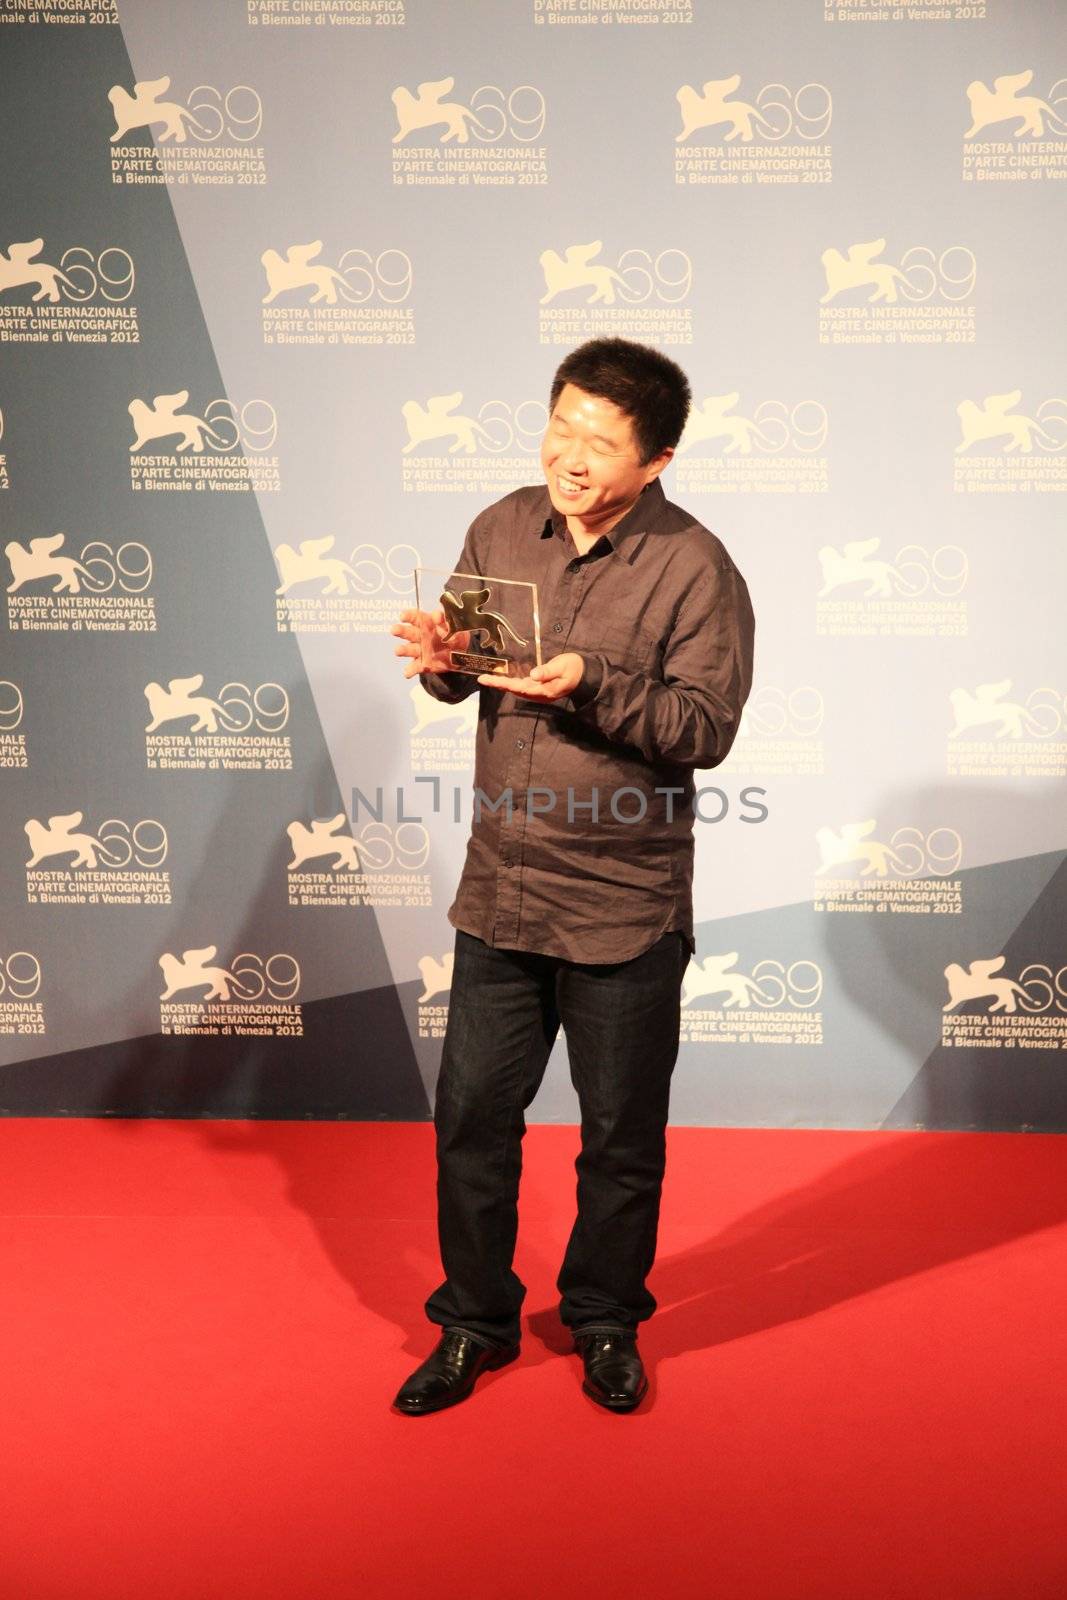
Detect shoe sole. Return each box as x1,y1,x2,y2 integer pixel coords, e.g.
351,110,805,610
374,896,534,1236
393,1344,520,1416
581,1377,648,1413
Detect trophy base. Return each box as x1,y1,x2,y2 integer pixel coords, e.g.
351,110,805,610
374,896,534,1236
450,651,512,675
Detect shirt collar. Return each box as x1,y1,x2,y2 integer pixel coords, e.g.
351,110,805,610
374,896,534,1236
539,478,667,565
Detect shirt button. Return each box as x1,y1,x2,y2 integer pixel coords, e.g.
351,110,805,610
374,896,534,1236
516,738,525,749
552,622,563,633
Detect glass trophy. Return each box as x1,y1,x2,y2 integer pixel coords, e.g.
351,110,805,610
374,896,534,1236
414,568,541,678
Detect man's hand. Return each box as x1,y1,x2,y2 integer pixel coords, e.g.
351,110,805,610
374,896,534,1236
390,607,470,679
477,652,585,702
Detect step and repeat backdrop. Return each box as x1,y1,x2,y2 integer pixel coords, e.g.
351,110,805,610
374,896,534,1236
1,0,1065,1128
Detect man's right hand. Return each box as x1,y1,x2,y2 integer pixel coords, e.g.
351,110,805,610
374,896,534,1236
390,608,471,679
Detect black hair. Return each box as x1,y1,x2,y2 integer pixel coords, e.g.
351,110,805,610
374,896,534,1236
549,337,692,465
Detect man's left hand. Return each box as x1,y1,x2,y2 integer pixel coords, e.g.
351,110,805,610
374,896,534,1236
477,652,584,701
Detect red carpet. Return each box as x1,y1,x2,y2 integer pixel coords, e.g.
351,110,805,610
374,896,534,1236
0,1119,1064,1600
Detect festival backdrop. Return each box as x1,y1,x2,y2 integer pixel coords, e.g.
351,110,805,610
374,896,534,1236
1,0,1065,1130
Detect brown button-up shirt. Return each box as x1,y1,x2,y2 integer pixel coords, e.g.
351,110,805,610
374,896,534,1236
420,479,755,963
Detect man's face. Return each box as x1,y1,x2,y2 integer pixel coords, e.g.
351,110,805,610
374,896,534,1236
540,383,672,532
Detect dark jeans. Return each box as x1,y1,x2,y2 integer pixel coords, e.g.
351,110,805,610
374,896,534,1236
425,926,689,1348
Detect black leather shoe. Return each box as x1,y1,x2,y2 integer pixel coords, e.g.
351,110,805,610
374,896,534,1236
574,1329,647,1412
393,1329,519,1415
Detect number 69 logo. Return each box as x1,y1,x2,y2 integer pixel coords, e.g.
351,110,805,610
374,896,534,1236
159,948,299,1002
0,952,42,998
0,682,25,731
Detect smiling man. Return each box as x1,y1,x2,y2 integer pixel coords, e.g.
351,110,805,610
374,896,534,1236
389,338,754,1415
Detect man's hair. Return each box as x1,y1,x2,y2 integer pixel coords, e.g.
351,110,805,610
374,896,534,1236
549,337,692,465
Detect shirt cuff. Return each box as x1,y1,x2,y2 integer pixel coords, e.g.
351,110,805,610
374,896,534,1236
420,669,474,703
564,652,604,710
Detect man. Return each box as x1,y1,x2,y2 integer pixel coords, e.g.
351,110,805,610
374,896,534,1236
389,338,754,1414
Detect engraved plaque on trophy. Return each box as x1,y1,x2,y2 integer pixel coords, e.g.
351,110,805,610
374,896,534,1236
414,568,541,678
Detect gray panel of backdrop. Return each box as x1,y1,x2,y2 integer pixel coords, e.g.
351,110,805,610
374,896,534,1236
1,0,1064,1128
